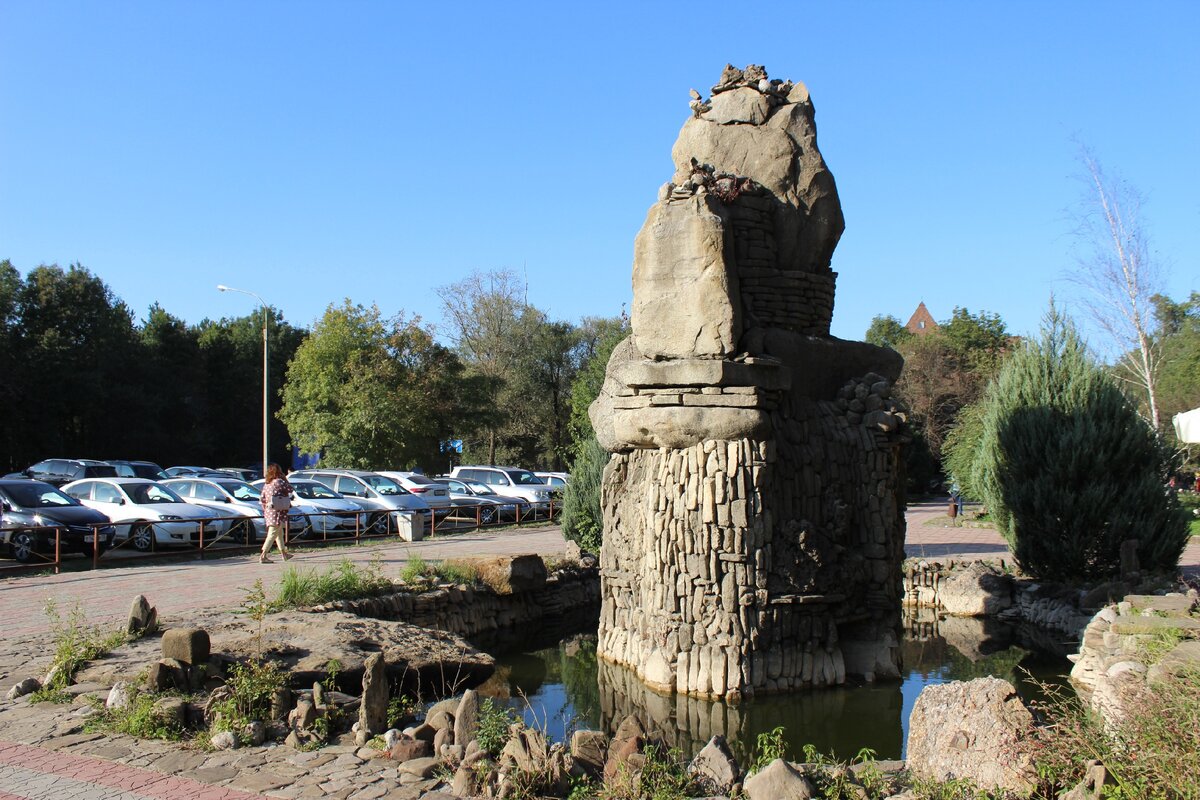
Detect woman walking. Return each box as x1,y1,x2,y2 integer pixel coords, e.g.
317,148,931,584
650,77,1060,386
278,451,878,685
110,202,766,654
259,463,294,563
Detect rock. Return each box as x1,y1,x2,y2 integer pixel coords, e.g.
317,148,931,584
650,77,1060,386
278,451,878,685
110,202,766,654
688,735,739,794
465,555,548,594
127,594,157,636
389,735,431,762
152,697,186,730
6,677,40,699
938,562,1013,616
570,729,608,776
397,756,439,778
603,715,646,784
1080,581,1131,610
905,678,1036,795
210,731,238,750
631,193,740,361
452,762,485,797
427,709,455,731
743,758,816,800
358,652,387,738
106,682,130,711
454,689,480,746
408,722,437,743
433,726,453,752
1059,759,1112,800
383,728,402,750
702,86,772,125
160,628,210,664
242,720,265,746
288,699,317,732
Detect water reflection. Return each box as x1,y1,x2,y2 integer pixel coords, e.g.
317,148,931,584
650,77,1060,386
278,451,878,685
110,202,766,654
478,610,1073,761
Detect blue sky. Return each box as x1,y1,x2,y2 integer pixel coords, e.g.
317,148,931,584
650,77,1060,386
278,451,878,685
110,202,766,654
2,1,1197,346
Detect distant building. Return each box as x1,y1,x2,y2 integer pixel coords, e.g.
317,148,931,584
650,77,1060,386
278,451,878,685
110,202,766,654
905,302,938,336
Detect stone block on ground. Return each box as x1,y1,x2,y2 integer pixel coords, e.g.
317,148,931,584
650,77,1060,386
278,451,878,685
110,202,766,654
938,562,1013,616
743,758,816,800
905,677,1036,795
687,734,739,794
160,628,210,664
127,594,157,636
465,554,548,594
358,652,388,738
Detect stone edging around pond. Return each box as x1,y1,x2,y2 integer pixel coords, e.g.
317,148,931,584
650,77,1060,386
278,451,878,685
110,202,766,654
904,559,1118,638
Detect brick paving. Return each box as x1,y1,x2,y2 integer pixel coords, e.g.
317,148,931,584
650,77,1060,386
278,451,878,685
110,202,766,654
1,510,1198,799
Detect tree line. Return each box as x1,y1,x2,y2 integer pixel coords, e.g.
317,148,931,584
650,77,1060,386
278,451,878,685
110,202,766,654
0,260,625,477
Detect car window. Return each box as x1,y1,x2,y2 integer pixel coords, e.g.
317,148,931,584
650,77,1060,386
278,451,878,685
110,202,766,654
295,481,337,500
93,483,123,504
405,475,435,486
83,465,118,478
445,479,465,492
363,475,403,495
128,483,183,504
193,482,225,501
1,483,78,508
63,481,94,500
46,460,70,475
483,471,506,486
547,476,565,486
112,463,136,477
220,481,259,501
466,480,495,495
507,470,541,485
29,460,54,474
335,476,363,496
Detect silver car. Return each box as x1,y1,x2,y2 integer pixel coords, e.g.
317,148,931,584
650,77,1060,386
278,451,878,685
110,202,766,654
288,469,429,539
254,478,367,535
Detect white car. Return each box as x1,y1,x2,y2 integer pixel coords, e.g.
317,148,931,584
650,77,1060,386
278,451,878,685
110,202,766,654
288,470,429,539
440,476,530,522
534,471,570,489
164,477,313,541
377,471,453,512
449,466,554,510
253,478,367,535
62,477,226,552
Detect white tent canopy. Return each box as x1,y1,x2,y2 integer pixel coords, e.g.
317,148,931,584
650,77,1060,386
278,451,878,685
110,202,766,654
1174,408,1200,444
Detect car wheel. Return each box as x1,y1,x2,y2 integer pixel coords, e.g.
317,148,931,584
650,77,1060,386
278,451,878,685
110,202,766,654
130,524,154,552
480,506,497,525
11,531,36,563
232,518,256,543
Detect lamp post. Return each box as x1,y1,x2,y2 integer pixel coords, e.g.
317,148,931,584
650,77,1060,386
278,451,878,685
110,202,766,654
217,284,269,477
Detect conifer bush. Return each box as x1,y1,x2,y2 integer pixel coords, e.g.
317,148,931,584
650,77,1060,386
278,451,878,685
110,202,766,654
950,308,1188,581
561,435,607,553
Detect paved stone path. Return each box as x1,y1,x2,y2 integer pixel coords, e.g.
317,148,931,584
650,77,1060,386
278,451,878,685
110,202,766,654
1,509,1197,799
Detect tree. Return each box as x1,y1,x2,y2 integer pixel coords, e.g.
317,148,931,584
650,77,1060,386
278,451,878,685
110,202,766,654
950,304,1188,580
1151,292,1200,440
865,314,912,350
1070,148,1167,430
279,301,484,470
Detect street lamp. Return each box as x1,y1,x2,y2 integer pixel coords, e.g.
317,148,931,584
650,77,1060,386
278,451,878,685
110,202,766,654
217,284,269,477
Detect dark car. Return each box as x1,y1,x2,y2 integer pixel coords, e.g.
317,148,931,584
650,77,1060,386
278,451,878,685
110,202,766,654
106,460,167,480
4,458,118,487
0,479,116,562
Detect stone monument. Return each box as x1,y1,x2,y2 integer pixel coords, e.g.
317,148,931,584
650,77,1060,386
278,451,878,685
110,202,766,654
590,65,908,699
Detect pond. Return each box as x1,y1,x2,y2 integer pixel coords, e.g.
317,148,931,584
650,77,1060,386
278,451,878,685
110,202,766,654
471,610,1074,763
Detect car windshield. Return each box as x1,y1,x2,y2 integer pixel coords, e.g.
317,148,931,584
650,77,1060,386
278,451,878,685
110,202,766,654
127,483,184,504
507,470,543,485
405,475,435,485
363,476,405,495
216,480,260,501
2,484,78,508
465,480,495,495
294,481,338,500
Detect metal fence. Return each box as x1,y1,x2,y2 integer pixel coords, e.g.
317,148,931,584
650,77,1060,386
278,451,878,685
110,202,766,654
0,500,559,573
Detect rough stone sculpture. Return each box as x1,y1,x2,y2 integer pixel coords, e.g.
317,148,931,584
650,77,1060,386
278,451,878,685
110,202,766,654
590,65,908,698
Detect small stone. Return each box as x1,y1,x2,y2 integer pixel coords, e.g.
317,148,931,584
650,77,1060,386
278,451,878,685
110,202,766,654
6,677,40,699
210,731,239,750
106,682,130,711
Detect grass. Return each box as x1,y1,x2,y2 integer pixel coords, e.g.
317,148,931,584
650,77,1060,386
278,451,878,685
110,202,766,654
270,556,393,610
1179,492,1200,536
30,600,128,702
84,686,183,740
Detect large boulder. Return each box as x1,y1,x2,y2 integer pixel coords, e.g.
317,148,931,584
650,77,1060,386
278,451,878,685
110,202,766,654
743,758,816,800
938,562,1013,617
905,678,1036,795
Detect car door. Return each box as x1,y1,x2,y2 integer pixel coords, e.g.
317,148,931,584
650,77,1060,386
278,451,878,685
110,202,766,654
335,476,366,498
88,482,131,522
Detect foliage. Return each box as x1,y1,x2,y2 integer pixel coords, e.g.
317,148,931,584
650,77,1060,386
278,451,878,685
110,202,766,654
561,436,608,551
32,599,127,702
279,301,486,471
399,554,430,584
436,559,479,585
271,557,393,610
597,743,705,800
1030,669,1200,800
1153,291,1200,446
387,691,420,729
865,314,912,350
794,744,893,799
749,725,787,773
209,658,289,741
951,304,1188,580
941,401,987,501
567,321,629,454
476,697,517,756
891,306,1011,470
84,686,183,740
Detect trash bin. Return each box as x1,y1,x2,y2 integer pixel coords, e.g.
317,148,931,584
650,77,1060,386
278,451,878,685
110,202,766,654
394,512,425,542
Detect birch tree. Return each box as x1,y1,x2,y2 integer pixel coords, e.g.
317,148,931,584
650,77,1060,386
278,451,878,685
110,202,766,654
1071,148,1166,430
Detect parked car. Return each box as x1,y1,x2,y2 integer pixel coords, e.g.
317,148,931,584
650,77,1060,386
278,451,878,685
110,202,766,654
449,466,554,510
217,467,262,482
252,478,367,534
164,466,226,478
439,476,529,523
106,460,168,480
534,471,570,489
0,479,116,562
5,459,118,487
62,478,225,552
164,477,312,541
288,469,429,536
376,472,453,513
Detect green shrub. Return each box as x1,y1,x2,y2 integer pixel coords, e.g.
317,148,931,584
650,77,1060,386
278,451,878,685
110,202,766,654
209,658,288,740
436,559,479,585
400,554,430,584
84,687,182,740
476,698,516,756
946,306,1189,581
32,600,127,701
561,436,607,552
749,725,787,774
